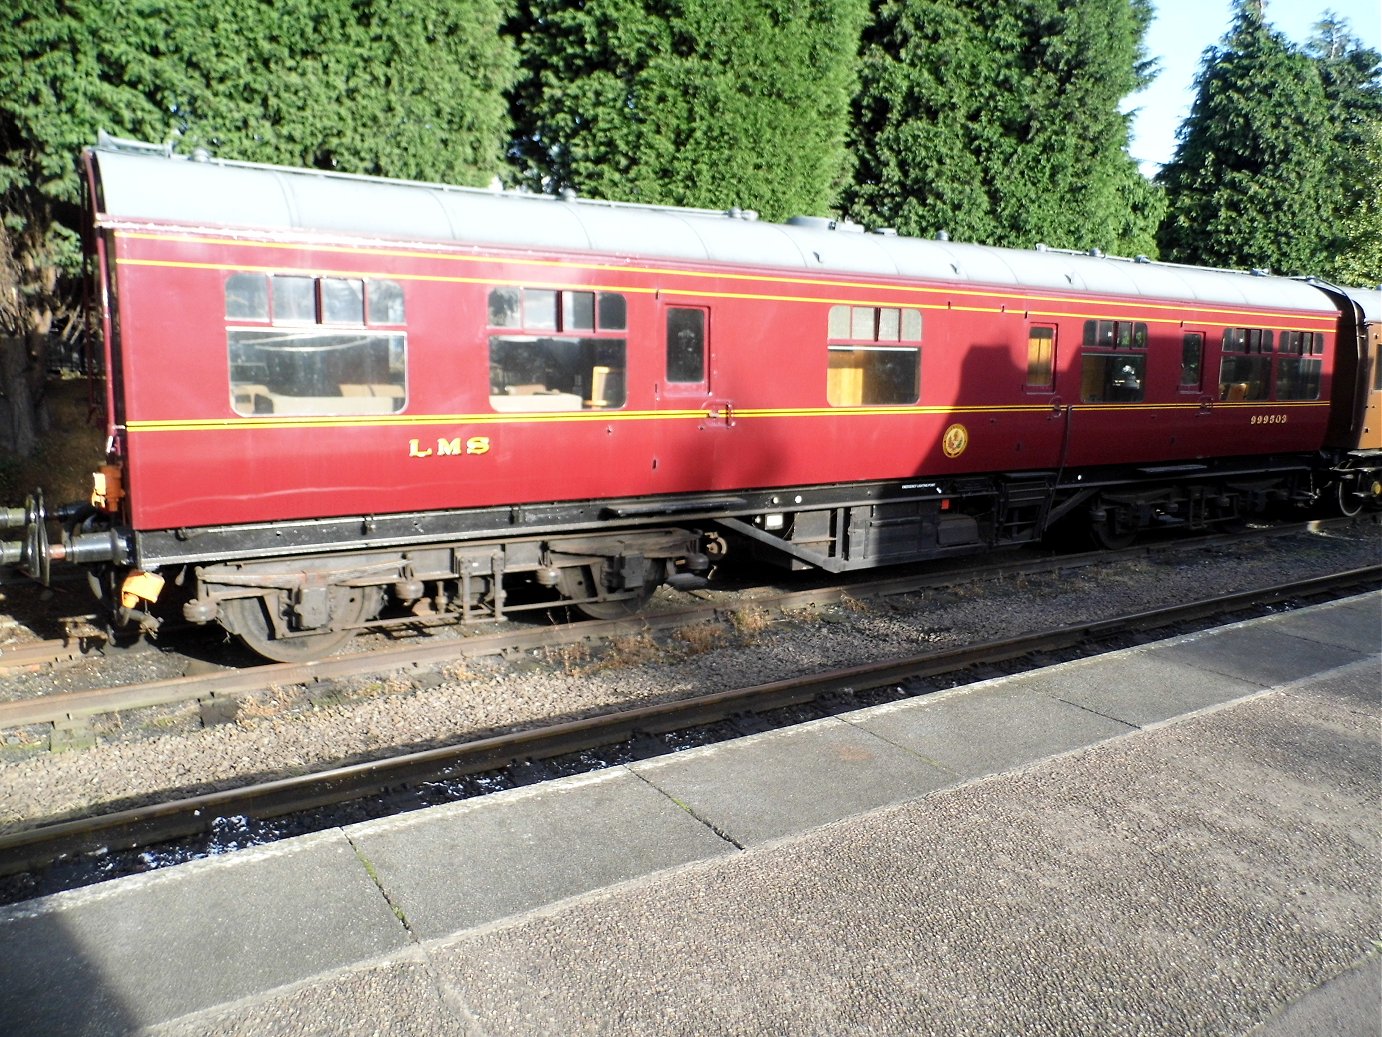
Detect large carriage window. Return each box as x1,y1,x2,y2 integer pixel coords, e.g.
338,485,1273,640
1276,331,1323,400
488,286,627,411
827,348,920,406
1219,327,1272,401
1080,320,1147,403
227,273,407,416
827,304,922,406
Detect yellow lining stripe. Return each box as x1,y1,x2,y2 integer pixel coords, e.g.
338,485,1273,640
124,400,1329,434
112,227,1339,328
117,256,1334,334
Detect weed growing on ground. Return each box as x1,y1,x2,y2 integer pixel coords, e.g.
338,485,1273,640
441,661,477,683
236,684,298,726
603,631,660,668
729,606,772,639
545,638,592,674
675,621,724,656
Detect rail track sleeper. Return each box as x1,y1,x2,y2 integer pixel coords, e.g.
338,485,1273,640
0,523,1370,734
0,568,1377,877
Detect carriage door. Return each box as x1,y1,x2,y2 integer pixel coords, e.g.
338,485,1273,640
664,305,726,424
1178,329,1213,414
1023,323,1068,462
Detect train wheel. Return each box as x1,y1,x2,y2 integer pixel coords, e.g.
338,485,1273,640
1088,502,1136,550
224,585,374,662
1334,467,1365,518
557,565,661,620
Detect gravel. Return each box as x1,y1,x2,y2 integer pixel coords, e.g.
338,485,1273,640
0,520,1378,834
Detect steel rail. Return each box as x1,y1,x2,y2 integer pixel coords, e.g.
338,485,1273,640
0,566,1376,879
0,518,1363,729
0,639,95,674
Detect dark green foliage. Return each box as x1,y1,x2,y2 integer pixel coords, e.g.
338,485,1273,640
509,0,868,221
0,0,518,463
160,1,518,184
1331,121,1382,287
1155,2,1339,276
843,0,1161,254
0,0,518,454
1307,15,1382,287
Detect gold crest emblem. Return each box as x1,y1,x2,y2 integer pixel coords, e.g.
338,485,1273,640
942,423,969,459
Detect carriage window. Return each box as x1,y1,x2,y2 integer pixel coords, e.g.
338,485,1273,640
489,287,521,328
366,280,406,324
598,292,627,330
666,307,707,385
1083,320,1147,349
1276,330,1323,400
1180,333,1204,390
1081,354,1146,403
563,291,595,331
226,272,407,416
1026,326,1056,389
228,330,406,416
827,304,922,406
321,278,365,324
1080,319,1147,402
273,276,317,324
524,289,558,330
1219,327,1272,401
226,273,269,321
828,347,920,406
830,304,923,344
1223,327,1273,354
489,338,626,411
486,286,628,411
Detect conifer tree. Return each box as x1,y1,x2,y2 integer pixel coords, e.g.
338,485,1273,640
0,0,518,457
508,0,868,221
1155,1,1334,275
1307,14,1382,286
843,0,1161,254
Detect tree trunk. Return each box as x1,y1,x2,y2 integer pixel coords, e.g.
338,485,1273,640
0,332,43,459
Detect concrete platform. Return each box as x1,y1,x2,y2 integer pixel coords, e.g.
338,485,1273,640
1,592,1377,1036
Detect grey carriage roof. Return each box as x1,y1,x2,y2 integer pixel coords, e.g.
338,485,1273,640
1342,285,1382,323
91,138,1337,316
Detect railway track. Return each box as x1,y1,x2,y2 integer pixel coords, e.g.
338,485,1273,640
0,565,1376,885
0,615,105,674
0,517,1368,740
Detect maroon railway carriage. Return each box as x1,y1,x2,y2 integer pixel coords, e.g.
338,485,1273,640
1,138,1375,660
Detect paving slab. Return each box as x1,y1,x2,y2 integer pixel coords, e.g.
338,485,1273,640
428,671,1380,1037
346,767,735,939
1247,954,1382,1037
3,595,1376,1037
0,831,410,1037
1285,652,1381,714
850,680,1136,779
629,715,956,847
1159,620,1369,689
1265,593,1381,654
1011,645,1266,727
147,954,464,1037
